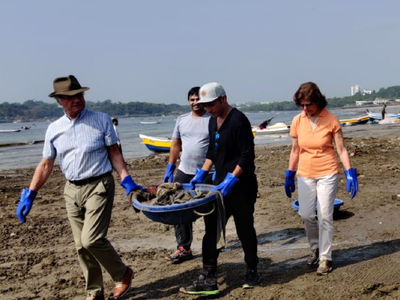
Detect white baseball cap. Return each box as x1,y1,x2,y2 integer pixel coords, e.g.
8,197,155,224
197,82,226,104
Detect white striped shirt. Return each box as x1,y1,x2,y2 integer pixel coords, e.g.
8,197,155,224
43,109,117,181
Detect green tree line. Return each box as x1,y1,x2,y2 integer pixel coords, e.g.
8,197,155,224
0,100,191,122
1,85,400,122
240,85,400,112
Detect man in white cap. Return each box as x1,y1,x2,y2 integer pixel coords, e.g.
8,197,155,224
16,75,144,300
181,82,259,295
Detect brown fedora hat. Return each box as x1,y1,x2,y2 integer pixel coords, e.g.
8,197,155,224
48,75,90,98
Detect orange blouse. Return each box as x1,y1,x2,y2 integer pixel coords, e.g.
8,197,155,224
290,108,341,178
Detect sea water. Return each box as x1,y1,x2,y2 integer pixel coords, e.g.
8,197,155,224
0,107,372,171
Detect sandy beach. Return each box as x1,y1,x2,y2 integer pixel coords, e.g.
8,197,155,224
2,123,400,300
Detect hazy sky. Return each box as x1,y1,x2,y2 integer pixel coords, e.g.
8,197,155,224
1,1,399,104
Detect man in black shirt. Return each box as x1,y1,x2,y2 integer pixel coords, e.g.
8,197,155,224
181,82,259,295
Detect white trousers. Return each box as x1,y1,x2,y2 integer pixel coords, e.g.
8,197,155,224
298,174,339,261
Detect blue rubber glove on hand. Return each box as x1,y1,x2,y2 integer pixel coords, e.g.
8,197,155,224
163,163,176,183
211,172,238,197
284,170,296,198
121,175,146,195
16,188,38,223
344,168,358,199
189,168,208,189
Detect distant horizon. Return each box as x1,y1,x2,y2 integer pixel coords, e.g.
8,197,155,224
2,82,399,106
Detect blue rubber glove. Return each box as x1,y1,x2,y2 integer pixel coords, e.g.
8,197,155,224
211,172,238,197
121,175,146,195
284,170,296,198
163,163,176,183
16,188,38,223
344,168,358,199
189,168,208,189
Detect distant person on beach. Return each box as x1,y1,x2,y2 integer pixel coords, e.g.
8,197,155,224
285,81,358,275
112,118,123,155
163,86,214,263
381,104,387,120
15,75,145,300
181,82,259,295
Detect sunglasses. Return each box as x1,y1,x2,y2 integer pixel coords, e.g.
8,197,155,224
300,102,314,108
215,132,220,151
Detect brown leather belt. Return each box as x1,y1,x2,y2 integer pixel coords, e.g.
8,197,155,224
69,172,112,186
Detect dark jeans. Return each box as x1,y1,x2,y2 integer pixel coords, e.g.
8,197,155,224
202,185,259,274
173,169,213,250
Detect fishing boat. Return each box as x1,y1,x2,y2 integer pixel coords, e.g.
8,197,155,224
256,117,274,129
139,134,172,152
140,120,161,125
366,111,400,121
140,117,163,125
339,115,370,127
0,129,21,133
253,122,290,135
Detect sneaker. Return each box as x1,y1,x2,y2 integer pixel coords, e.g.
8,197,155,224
242,268,260,289
307,248,319,266
179,274,219,295
165,246,194,262
317,260,332,275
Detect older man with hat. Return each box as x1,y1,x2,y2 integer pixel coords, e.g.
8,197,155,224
16,75,144,300
180,82,260,295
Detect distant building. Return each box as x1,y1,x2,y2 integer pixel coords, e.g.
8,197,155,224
350,85,360,96
355,101,374,106
362,89,372,95
373,98,390,105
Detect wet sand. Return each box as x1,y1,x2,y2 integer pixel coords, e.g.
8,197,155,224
1,122,400,299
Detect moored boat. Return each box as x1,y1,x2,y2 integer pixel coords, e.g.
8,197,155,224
253,122,290,135
0,129,21,133
366,111,400,121
140,117,163,125
139,134,172,152
140,120,161,125
339,115,370,127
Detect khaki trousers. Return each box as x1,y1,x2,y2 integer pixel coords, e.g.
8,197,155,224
297,174,339,261
64,173,126,297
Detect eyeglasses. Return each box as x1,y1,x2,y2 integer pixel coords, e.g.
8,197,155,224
215,132,220,151
204,97,220,108
300,102,314,108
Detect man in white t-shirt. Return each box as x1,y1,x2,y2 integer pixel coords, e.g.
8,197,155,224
163,86,213,263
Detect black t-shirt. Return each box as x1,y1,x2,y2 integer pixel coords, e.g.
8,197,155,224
206,108,257,190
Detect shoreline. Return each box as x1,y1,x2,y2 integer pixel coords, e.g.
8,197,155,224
2,123,400,174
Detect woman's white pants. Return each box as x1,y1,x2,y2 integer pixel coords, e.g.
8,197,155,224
298,174,339,261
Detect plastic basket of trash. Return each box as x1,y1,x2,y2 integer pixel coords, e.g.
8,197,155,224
292,199,344,213
132,183,217,225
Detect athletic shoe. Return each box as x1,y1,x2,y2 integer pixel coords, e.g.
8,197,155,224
317,260,332,275
307,248,319,266
242,268,260,289
179,274,219,295
165,246,194,262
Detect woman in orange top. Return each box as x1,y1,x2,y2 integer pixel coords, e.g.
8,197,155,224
285,82,358,275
